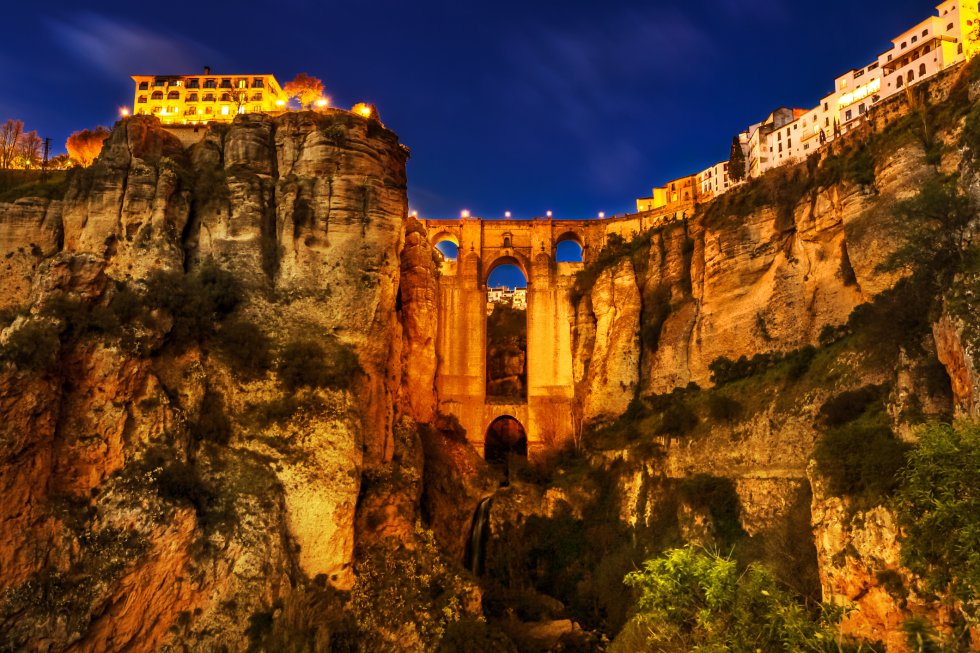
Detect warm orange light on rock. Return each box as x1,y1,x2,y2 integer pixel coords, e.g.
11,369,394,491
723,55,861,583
353,103,374,118
315,97,329,108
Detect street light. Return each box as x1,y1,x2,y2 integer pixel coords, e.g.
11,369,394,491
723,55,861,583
598,212,605,219
461,209,471,218
505,211,512,218
119,107,130,117
546,210,553,218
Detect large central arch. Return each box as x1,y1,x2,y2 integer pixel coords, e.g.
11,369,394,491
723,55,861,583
424,216,593,459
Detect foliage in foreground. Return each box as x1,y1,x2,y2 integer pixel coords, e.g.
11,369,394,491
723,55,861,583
896,422,980,616
615,547,879,653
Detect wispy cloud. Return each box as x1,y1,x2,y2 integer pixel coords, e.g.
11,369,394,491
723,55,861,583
502,8,716,193
46,13,223,79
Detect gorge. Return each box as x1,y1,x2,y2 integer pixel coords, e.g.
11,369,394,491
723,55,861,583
0,58,979,652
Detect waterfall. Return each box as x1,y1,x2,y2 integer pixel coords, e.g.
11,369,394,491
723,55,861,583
464,497,493,576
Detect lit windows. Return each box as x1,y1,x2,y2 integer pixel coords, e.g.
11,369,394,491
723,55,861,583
151,91,163,100
187,93,199,102
221,106,230,115
167,91,180,100
138,81,149,90
204,79,216,89
137,96,147,103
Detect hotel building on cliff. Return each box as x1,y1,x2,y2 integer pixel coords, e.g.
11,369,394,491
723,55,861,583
637,0,980,211
130,69,289,125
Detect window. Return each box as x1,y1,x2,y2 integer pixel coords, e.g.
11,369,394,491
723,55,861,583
187,93,199,102
221,93,231,102
960,43,965,54
897,75,904,87
154,78,165,87
912,35,918,43
251,93,263,101
138,81,148,90
859,103,866,115
252,78,265,88
845,109,853,121
237,79,247,88
187,79,200,89
901,41,907,48
220,78,231,88
167,105,177,114
221,106,230,115
204,93,215,102
205,106,213,114
778,143,783,152
137,96,147,104
824,102,829,110
923,29,929,37
152,106,161,114
908,69,915,81
920,63,927,76
204,79,216,88
151,91,163,100
167,91,180,100
788,138,792,147
888,54,893,61
948,23,955,31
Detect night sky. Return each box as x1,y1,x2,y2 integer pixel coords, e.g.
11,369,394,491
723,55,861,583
1,0,940,219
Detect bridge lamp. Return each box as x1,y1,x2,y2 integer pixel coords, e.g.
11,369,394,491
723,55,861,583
598,211,605,219
546,210,553,218
505,211,512,218
119,107,130,117
410,210,419,218
461,209,471,218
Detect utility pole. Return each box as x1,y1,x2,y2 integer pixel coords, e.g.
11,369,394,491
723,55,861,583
41,137,50,181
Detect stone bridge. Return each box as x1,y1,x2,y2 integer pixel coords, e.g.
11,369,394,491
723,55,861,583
422,205,691,459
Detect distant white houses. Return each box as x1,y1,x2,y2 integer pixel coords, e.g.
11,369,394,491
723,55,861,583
640,1,980,209
487,287,527,314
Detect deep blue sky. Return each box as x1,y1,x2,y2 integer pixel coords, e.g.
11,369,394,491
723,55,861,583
1,0,938,218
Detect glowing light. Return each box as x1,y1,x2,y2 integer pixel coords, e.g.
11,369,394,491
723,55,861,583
119,107,130,117
315,97,329,108
410,210,419,217
461,209,471,218
505,211,512,218
546,210,553,217
275,100,286,106
838,78,881,108
598,212,605,218
353,102,373,118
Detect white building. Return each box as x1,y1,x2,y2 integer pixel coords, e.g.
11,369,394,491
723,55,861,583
697,161,734,199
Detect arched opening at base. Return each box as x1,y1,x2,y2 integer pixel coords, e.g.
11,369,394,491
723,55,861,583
485,416,528,468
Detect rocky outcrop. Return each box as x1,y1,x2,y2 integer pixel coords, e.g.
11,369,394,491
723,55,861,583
0,197,62,310
398,218,439,423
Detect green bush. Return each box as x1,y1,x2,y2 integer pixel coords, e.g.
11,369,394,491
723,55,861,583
896,422,980,605
155,458,214,517
707,394,743,422
618,547,875,653
214,318,272,376
0,319,60,370
277,336,360,391
192,388,232,445
143,258,242,348
819,385,885,428
813,417,909,506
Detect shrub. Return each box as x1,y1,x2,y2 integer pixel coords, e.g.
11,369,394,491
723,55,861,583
619,547,869,653
155,459,214,517
0,319,60,370
277,336,360,391
813,417,909,506
707,394,743,422
819,385,885,428
192,388,232,445
143,259,242,348
215,318,272,376
896,422,980,604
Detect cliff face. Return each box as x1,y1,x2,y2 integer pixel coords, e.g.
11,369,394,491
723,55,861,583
0,112,430,651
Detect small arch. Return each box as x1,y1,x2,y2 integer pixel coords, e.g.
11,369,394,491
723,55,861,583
485,416,528,465
432,231,460,261
556,240,583,263
919,63,927,77
485,254,530,286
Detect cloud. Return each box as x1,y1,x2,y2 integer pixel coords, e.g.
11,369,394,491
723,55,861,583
46,13,223,79
502,8,715,193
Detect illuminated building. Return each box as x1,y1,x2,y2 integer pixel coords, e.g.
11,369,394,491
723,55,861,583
636,1,980,211
636,175,697,213
130,68,289,125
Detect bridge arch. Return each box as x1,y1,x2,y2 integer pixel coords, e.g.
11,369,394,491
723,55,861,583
431,231,460,261
484,254,531,286
555,231,585,263
485,415,528,464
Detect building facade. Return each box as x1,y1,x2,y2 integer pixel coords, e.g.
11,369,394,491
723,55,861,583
635,1,980,210
131,70,289,125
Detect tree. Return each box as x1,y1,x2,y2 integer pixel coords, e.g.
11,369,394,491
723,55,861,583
18,131,41,169
896,422,980,609
616,547,870,652
65,126,110,167
728,135,746,182
283,73,325,109
0,119,24,169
